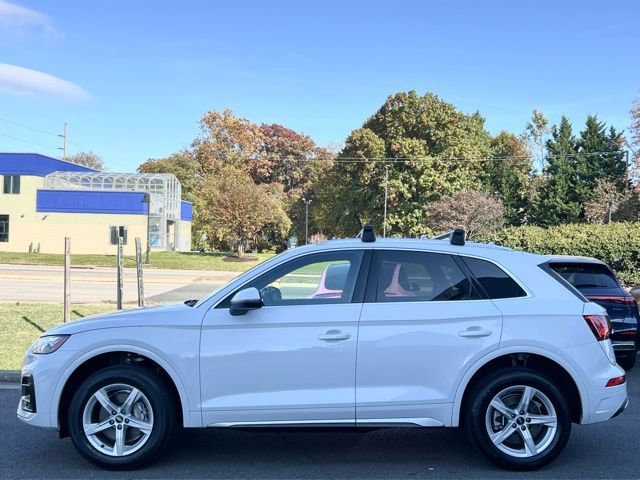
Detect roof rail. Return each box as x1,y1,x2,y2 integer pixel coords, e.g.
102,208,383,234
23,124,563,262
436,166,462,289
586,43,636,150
433,228,465,246
357,225,376,243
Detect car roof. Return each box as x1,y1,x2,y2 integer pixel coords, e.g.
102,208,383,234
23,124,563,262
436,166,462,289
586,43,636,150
545,255,607,265
286,237,548,265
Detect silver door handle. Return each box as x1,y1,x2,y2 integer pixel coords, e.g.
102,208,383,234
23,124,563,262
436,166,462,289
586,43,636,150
458,327,492,338
318,331,351,341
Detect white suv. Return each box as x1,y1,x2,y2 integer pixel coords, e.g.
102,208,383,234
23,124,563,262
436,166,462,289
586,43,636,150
17,229,628,471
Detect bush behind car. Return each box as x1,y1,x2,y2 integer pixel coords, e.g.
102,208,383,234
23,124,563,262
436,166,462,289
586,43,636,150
480,222,640,286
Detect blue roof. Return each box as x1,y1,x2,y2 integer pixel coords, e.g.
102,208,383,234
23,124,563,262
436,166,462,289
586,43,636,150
0,153,98,176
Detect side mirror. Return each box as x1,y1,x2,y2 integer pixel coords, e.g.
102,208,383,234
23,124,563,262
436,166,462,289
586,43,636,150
229,287,263,316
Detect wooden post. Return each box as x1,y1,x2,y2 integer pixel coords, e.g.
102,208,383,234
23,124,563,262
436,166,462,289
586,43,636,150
63,237,70,322
117,236,123,310
135,237,145,307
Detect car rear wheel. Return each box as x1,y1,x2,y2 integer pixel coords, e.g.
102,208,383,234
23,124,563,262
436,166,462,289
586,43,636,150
464,368,571,470
68,365,176,470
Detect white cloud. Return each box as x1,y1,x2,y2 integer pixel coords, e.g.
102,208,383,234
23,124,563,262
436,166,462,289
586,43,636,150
0,63,91,101
0,0,54,37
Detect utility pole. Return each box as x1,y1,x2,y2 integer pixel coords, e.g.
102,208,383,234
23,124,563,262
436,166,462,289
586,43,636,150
302,198,312,244
58,122,67,160
383,164,389,238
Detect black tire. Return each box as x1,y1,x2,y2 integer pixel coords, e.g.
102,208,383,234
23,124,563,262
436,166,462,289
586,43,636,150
617,354,636,371
464,368,571,471
68,365,176,470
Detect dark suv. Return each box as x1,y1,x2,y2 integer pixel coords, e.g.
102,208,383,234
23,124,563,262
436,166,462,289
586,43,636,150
549,255,639,370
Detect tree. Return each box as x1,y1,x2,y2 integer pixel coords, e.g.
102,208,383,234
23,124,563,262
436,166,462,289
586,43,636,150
534,116,581,225
192,109,263,175
138,150,202,203
191,110,335,242
68,151,103,170
576,115,626,193
253,123,333,242
485,131,532,225
525,109,549,172
196,165,291,258
631,96,640,175
423,191,504,240
584,179,640,224
315,128,387,236
251,123,332,193
315,91,493,237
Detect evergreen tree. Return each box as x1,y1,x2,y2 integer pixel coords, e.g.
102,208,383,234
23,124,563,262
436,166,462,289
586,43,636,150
576,115,626,193
534,117,581,225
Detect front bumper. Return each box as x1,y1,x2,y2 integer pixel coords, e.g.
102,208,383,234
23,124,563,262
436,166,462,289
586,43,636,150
16,346,78,430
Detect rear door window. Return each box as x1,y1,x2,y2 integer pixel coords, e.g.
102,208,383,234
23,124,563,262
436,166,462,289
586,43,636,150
549,263,619,289
369,250,477,302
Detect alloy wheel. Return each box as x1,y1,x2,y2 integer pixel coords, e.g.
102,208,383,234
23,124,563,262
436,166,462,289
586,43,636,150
82,383,154,457
485,385,558,458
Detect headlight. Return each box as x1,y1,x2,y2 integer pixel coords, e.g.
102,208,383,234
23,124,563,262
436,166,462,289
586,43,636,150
32,335,70,354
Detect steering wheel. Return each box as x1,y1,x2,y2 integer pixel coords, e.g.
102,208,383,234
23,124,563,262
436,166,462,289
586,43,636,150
260,286,282,306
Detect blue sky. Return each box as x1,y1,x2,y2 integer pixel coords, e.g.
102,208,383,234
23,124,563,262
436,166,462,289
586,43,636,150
0,0,638,171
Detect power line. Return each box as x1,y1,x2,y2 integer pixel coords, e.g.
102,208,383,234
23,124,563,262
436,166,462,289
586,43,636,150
278,151,627,164
0,117,58,137
0,132,58,150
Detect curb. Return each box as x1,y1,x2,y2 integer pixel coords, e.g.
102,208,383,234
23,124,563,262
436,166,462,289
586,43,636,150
0,370,20,384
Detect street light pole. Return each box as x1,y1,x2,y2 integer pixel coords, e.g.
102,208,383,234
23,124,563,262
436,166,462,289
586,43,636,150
302,198,312,244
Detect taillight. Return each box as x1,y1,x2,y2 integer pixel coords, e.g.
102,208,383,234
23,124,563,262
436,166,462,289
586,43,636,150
606,376,625,387
586,295,637,306
584,314,611,341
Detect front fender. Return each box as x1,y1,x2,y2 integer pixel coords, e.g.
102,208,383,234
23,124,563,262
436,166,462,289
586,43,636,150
51,340,200,429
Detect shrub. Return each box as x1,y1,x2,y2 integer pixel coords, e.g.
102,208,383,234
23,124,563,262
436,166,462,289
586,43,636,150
424,191,504,240
479,222,640,286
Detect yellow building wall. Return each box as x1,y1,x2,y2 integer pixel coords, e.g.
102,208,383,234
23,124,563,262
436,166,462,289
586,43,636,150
0,175,45,253
0,176,144,255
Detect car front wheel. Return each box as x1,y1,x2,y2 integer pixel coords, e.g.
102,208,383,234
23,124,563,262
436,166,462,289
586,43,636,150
68,365,176,469
465,368,571,470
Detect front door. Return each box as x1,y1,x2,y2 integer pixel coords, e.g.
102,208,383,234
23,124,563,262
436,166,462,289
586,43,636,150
201,249,367,427
356,249,503,427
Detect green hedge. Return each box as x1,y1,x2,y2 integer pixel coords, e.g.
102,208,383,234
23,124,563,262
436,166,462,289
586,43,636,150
479,222,640,286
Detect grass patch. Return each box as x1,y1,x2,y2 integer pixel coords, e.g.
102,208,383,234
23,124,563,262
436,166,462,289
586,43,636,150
0,303,117,371
0,251,275,272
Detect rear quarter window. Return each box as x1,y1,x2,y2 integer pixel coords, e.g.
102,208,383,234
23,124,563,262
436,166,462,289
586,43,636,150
462,257,527,299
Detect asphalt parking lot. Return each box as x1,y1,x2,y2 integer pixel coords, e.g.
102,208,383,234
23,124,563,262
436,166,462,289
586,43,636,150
1,366,638,480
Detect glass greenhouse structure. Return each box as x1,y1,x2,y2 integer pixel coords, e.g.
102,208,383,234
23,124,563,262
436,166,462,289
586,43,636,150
44,172,183,250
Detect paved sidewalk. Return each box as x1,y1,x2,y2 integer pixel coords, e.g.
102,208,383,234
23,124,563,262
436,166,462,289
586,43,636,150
0,264,238,303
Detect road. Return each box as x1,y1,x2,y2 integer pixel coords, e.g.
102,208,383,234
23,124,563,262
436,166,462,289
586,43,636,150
0,264,237,303
0,367,638,479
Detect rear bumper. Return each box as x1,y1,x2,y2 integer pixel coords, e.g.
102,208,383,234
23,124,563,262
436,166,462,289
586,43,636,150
611,396,629,419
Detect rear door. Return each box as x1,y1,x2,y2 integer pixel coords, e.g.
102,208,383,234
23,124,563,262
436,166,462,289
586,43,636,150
355,249,503,427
